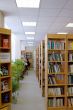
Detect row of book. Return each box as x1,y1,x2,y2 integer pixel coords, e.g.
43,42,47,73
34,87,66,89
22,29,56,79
48,40,65,50
48,87,64,96
48,98,64,107
68,98,73,106
48,98,73,107
69,64,73,73
48,62,64,73
48,75,64,84
68,41,73,50
1,80,9,91
68,75,73,84
0,52,10,62
48,53,64,61
68,87,73,95
69,53,73,61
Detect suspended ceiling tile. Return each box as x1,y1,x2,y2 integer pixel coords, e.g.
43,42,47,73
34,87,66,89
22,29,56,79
59,9,73,17
39,8,61,17
64,0,73,9
40,0,68,9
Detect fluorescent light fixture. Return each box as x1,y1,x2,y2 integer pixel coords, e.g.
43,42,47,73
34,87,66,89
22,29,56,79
16,0,40,8
66,23,73,27
22,22,36,26
27,41,33,44
25,32,35,35
28,44,33,46
57,32,67,34
26,37,34,40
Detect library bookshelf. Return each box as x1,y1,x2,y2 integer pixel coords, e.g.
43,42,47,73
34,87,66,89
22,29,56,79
39,44,41,87
0,28,12,110
67,34,73,110
45,34,67,110
36,47,39,80
41,40,45,96
21,50,33,68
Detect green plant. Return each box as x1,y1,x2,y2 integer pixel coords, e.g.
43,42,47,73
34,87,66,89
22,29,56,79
11,59,25,104
12,77,19,93
11,59,25,93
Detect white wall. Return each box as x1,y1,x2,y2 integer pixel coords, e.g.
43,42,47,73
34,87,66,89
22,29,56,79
11,33,16,61
12,34,26,60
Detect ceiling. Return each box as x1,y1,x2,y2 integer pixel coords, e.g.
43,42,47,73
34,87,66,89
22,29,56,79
0,0,73,48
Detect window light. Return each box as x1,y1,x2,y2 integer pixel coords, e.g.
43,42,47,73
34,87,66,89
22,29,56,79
26,37,34,40
66,23,73,27
57,32,67,34
25,32,35,35
16,0,40,8
22,22,36,26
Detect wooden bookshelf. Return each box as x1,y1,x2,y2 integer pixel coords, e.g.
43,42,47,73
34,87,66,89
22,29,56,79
21,50,33,68
0,28,12,110
41,40,45,96
36,47,39,80
39,44,41,87
67,34,73,110
45,34,67,110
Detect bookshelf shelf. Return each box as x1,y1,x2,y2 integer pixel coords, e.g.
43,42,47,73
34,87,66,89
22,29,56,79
48,84,66,86
48,49,65,51
1,89,11,94
48,73,65,75
48,95,65,98
48,107,65,110
0,28,12,110
48,61,65,62
1,76,11,79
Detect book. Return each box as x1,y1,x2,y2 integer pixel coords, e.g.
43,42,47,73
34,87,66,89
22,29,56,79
3,39,9,48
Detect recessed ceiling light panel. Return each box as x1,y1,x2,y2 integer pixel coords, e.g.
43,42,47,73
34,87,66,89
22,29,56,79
16,0,40,8
22,22,36,26
25,32,35,35
66,23,73,27
26,37,34,40
57,32,68,34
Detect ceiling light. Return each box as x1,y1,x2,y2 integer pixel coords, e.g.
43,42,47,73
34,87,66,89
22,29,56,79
66,23,73,27
57,32,67,34
25,32,35,35
16,0,40,8
26,37,34,40
28,44,33,46
27,41,33,44
22,22,36,26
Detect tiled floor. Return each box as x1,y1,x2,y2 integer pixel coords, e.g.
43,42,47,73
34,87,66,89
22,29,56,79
12,70,45,110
